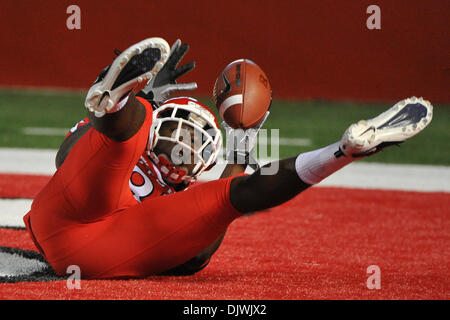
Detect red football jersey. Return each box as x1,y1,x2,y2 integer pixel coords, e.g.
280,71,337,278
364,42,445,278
66,118,176,202
129,153,175,202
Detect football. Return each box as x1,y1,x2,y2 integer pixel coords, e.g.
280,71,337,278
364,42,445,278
213,59,271,129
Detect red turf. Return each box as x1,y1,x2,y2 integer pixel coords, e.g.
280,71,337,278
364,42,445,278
0,173,50,198
1,186,449,299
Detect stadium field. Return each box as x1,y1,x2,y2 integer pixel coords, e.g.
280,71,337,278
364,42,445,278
1,178,449,299
0,89,449,300
1,89,449,165
1,0,449,309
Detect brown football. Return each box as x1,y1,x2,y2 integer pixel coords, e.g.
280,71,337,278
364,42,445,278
213,59,271,129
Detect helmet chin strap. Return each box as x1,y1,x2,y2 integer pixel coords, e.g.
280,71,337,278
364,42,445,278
148,151,191,185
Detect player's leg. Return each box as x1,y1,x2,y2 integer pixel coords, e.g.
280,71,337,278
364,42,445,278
24,39,169,262
230,97,433,213
159,230,227,275
24,93,156,263
54,39,170,220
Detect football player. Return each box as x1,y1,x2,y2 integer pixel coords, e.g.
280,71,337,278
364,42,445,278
23,38,433,279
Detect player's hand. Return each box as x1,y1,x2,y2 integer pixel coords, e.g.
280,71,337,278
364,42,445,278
138,39,197,105
222,111,270,170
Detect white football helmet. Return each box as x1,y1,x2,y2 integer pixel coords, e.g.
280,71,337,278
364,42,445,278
147,97,222,184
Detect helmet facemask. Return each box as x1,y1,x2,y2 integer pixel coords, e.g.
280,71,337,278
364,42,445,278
147,98,222,185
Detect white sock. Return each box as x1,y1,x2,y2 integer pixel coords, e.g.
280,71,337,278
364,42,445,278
295,141,354,185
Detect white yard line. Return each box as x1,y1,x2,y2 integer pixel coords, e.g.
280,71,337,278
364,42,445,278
22,127,69,136
258,137,312,147
20,128,313,147
1,147,449,229
317,162,450,192
0,148,57,174
1,148,449,192
0,199,31,228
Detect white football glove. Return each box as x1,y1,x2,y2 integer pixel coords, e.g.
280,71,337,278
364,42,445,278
222,111,270,170
138,39,197,105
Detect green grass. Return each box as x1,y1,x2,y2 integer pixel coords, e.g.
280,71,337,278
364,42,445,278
261,99,450,165
0,89,86,149
1,89,449,165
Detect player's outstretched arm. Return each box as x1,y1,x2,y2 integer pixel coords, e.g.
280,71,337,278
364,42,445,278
219,118,252,179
